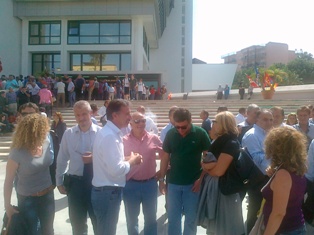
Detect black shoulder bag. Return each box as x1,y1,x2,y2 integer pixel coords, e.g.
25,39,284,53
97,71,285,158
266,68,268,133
219,147,266,195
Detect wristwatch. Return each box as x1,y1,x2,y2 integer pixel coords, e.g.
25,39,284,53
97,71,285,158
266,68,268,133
158,178,165,183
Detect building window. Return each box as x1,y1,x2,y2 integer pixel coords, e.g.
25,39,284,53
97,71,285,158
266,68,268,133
68,20,131,44
158,0,166,35
143,28,149,60
32,53,61,75
70,53,131,71
29,21,61,45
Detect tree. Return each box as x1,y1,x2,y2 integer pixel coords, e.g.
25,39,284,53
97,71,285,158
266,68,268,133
287,51,314,84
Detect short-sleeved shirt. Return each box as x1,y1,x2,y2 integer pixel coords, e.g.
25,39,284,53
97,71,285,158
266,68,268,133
163,124,211,185
209,133,239,161
9,136,52,196
130,78,137,89
123,131,162,181
201,118,212,135
57,82,65,93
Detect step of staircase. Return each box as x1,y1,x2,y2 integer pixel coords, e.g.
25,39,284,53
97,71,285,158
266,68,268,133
0,99,312,160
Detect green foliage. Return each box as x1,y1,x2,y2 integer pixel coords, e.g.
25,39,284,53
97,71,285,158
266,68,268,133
232,52,314,88
287,53,314,84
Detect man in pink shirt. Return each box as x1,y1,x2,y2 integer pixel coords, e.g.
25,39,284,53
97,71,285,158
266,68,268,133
38,84,53,117
123,111,162,235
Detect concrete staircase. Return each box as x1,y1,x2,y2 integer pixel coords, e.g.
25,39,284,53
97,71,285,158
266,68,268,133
0,98,312,159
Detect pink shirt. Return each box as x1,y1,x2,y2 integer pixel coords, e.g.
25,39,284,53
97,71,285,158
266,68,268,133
123,131,162,181
38,88,52,104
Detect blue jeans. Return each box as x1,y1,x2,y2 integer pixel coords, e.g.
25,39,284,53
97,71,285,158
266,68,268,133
167,183,200,235
130,89,136,100
17,190,55,235
279,224,306,235
68,92,76,107
91,186,122,235
67,176,97,235
123,178,158,235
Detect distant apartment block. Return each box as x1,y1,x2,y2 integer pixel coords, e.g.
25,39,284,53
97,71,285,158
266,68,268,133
222,42,297,70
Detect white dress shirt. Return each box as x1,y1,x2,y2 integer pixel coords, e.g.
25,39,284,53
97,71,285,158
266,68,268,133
92,121,131,187
56,123,101,186
145,116,158,135
235,113,246,125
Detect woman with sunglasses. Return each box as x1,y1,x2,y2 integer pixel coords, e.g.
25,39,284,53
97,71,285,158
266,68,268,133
199,111,244,234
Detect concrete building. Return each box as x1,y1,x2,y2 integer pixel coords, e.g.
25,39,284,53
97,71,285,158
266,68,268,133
0,0,192,93
192,63,238,91
222,42,297,70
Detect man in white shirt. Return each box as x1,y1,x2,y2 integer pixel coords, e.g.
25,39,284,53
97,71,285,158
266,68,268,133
98,100,109,126
67,77,76,107
123,73,130,100
56,100,101,235
235,107,246,125
136,105,159,135
27,79,41,105
56,78,65,108
91,99,142,235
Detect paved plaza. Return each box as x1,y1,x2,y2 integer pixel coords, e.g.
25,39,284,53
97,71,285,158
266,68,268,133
0,159,250,234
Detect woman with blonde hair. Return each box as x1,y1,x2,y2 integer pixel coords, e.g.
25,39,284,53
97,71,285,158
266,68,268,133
261,127,307,234
198,111,244,234
4,113,55,235
51,111,67,144
286,112,298,126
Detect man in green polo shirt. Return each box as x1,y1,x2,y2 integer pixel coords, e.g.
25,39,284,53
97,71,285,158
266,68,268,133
159,108,211,235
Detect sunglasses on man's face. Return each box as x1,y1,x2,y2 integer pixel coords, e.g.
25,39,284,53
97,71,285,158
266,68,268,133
175,125,188,130
133,119,146,124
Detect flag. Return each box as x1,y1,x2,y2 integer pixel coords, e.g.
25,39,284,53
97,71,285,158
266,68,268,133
246,74,259,88
263,72,272,87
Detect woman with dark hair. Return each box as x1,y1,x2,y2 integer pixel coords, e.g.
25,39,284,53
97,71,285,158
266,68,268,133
51,111,67,144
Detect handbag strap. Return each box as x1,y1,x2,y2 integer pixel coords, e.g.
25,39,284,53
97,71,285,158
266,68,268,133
261,163,283,191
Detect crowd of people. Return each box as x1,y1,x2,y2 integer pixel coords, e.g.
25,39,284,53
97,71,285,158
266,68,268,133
0,73,168,124
2,96,314,235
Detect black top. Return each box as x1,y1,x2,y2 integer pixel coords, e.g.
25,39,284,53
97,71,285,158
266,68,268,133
210,133,240,161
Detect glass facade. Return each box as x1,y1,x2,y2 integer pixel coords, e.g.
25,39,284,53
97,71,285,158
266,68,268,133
32,53,61,75
70,53,131,71
29,21,61,45
68,20,131,44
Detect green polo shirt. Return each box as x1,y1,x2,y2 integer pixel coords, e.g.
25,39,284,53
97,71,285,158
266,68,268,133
163,124,211,185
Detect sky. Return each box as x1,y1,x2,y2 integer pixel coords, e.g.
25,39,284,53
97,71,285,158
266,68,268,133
193,0,314,64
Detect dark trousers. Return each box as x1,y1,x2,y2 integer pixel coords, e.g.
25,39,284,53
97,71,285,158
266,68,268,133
31,95,40,106
246,176,269,233
67,171,96,235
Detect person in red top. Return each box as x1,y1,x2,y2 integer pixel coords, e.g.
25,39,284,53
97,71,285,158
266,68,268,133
123,111,162,235
149,85,156,100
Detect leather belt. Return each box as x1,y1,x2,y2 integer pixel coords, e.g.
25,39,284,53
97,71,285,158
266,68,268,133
31,185,55,197
129,177,155,182
93,186,122,191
